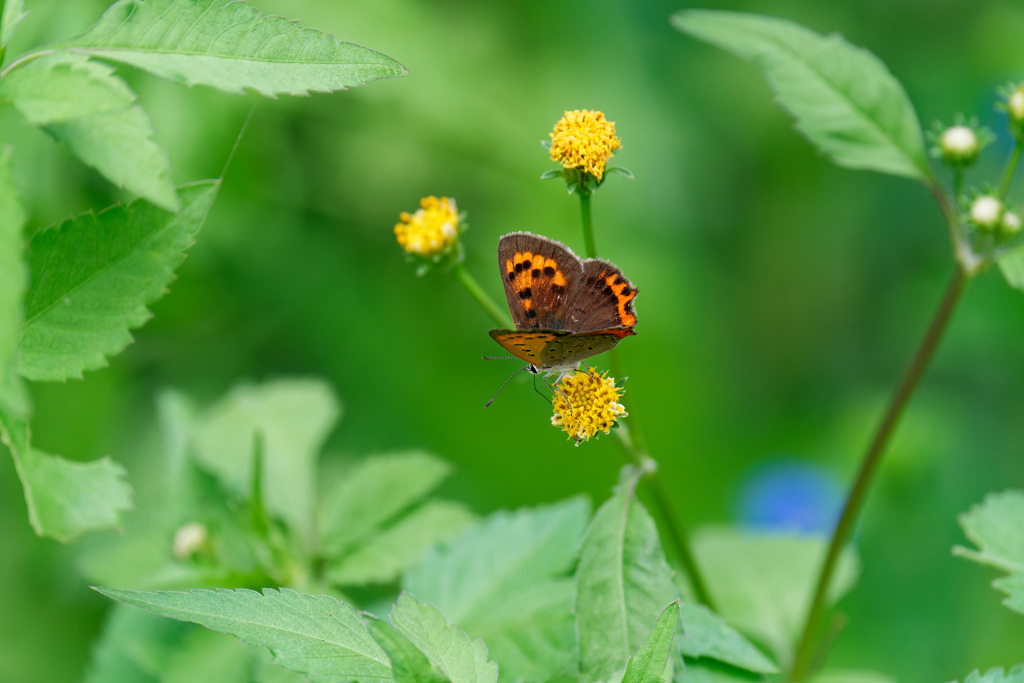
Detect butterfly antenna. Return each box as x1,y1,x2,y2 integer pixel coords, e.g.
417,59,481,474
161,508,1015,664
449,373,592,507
485,364,534,408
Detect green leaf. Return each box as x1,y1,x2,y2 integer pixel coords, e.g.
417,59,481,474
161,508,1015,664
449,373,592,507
17,181,218,380
1,0,28,47
404,496,590,621
994,574,1024,615
624,601,680,683
679,603,777,674
672,10,931,181
2,406,133,541
954,490,1024,574
960,666,1024,683
404,497,589,681
83,604,189,683
953,490,1024,615
692,527,860,666
675,660,764,682
321,451,456,556
576,489,679,683
0,147,28,418
390,593,498,683
162,628,259,683
327,499,475,586
813,671,897,683
190,378,340,548
1,52,136,122
999,245,1024,291
1,51,177,209
95,587,393,683
57,0,407,96
365,614,449,683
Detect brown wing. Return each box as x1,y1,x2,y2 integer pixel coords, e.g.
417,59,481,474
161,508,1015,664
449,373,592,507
562,259,638,333
498,232,583,329
489,328,628,373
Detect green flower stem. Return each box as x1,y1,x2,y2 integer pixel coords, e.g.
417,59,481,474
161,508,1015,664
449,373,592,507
997,139,1024,201
789,265,968,682
579,191,597,259
579,192,713,609
452,263,512,329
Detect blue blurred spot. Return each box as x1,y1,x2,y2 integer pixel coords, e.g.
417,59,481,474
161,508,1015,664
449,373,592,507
734,457,842,535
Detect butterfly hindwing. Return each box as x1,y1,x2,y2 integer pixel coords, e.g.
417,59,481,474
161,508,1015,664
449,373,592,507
498,232,583,329
563,259,638,333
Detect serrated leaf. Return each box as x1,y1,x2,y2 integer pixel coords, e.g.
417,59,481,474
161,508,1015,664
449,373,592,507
954,490,1024,574
404,496,590,621
692,528,859,666
17,181,217,380
961,666,1024,683
1,0,28,46
679,603,777,674
1,52,136,122
321,451,455,557
365,614,449,683
191,378,339,548
994,574,1024,615
624,601,680,683
576,490,680,683
672,10,930,181
96,587,393,683
57,0,406,96
404,498,589,681
1,406,133,541
1,51,177,209
999,245,1024,291
327,499,475,586
390,593,497,683
954,490,1024,615
0,147,29,418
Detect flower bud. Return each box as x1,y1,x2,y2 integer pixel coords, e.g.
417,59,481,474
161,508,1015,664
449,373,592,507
1001,209,1022,237
1007,87,1024,141
173,522,209,560
937,125,980,167
969,195,1003,232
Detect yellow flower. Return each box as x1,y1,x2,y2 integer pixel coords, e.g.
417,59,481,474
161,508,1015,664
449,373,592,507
395,196,460,257
549,110,622,181
551,370,627,445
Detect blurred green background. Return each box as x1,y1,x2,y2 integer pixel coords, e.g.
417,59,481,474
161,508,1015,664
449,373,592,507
2,0,1023,680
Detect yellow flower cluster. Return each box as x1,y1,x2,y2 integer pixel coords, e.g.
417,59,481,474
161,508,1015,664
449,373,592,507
551,370,627,445
549,110,622,181
395,196,459,257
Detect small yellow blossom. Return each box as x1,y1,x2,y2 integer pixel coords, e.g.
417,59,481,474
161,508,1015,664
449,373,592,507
551,370,627,445
395,196,459,257
549,110,622,181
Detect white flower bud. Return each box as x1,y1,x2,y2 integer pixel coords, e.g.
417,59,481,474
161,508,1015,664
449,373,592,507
1001,210,1022,236
938,125,979,166
969,196,1003,232
173,522,209,560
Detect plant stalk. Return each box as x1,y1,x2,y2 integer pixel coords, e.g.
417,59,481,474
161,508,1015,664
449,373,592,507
789,265,968,682
997,140,1024,201
579,191,597,258
453,262,511,329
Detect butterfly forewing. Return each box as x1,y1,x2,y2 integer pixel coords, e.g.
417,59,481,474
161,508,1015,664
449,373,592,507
563,259,638,333
498,232,583,329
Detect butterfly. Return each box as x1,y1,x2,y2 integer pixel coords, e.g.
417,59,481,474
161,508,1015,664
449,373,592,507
488,231,638,376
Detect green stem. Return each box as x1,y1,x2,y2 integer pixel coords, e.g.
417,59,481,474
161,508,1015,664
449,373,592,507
997,140,1024,201
579,191,597,258
453,263,511,329
578,208,711,607
788,266,968,682
0,0,7,69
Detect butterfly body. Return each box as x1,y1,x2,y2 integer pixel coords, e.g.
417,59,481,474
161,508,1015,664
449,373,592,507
489,232,638,374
